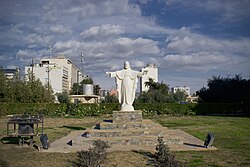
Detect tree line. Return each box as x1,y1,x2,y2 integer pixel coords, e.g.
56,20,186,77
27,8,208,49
0,69,54,103
136,78,187,103
101,78,188,103
1,66,249,104
196,75,250,103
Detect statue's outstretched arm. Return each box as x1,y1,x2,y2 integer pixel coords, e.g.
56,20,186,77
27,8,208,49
106,72,116,78
137,71,148,77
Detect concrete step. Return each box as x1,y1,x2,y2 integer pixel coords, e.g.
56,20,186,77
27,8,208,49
44,127,216,153
96,119,163,130
85,126,174,137
86,129,146,137
73,133,183,146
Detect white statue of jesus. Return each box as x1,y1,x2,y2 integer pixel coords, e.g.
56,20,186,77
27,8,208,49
106,61,146,111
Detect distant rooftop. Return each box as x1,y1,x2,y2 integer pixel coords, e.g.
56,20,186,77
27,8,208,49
3,68,20,73
145,64,157,68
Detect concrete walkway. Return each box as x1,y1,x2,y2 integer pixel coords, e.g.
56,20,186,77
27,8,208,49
43,119,217,153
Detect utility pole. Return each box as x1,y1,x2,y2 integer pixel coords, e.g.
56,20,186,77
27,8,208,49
81,50,84,74
76,51,84,95
47,44,52,90
48,43,52,59
47,65,50,90
31,58,34,82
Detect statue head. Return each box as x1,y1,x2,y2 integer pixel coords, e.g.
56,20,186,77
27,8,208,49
124,61,131,69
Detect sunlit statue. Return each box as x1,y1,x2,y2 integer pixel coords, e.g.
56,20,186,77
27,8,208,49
106,61,146,111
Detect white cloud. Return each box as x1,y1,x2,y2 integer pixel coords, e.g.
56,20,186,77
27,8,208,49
165,27,220,53
163,52,229,71
80,24,124,39
165,0,250,23
0,54,13,62
16,50,33,58
110,64,120,70
6,64,19,69
160,26,250,74
24,34,50,48
131,60,146,68
165,27,250,55
1,0,250,92
50,25,72,34
54,40,82,51
52,37,160,60
113,37,160,55
16,49,46,59
196,0,250,22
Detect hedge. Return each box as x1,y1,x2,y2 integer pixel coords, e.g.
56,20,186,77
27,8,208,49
64,103,120,116
134,103,197,116
0,103,119,117
0,103,67,116
0,102,248,117
192,103,249,115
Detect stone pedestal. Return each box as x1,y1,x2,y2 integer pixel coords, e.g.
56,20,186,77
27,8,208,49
45,108,217,153
113,110,142,123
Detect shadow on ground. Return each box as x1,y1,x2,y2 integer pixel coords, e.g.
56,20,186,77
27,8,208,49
0,158,9,167
183,143,205,148
133,150,156,166
1,137,19,144
61,125,86,131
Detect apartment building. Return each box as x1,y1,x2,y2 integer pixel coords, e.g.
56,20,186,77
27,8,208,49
171,86,191,96
140,64,158,93
25,56,82,94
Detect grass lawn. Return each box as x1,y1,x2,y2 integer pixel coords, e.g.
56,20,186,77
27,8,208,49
0,115,249,167
150,116,250,167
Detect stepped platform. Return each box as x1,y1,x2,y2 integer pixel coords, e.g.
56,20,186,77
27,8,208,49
44,111,217,153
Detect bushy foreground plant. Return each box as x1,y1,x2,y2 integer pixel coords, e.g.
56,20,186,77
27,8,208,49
153,136,181,167
72,140,110,167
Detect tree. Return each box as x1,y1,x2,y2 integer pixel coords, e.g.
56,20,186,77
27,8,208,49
81,77,93,84
72,140,110,167
137,79,171,103
71,78,94,95
0,68,54,103
27,79,54,102
57,92,70,104
172,90,187,102
94,84,101,95
154,136,181,167
102,93,119,103
144,78,158,90
0,69,8,100
196,75,250,103
71,83,82,95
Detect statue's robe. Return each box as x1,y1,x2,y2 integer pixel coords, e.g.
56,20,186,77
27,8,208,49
110,69,142,111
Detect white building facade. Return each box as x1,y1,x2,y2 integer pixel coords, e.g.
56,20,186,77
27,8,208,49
3,68,20,80
25,56,82,94
140,64,158,93
171,86,191,96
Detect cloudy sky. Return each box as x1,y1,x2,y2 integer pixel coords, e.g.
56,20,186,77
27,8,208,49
1,0,250,93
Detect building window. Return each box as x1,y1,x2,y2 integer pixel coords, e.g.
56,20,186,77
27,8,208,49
74,99,79,104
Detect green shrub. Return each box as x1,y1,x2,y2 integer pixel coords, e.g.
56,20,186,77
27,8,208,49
0,103,67,116
134,103,196,116
0,102,248,117
66,103,119,117
154,136,182,167
71,140,110,167
193,103,249,115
